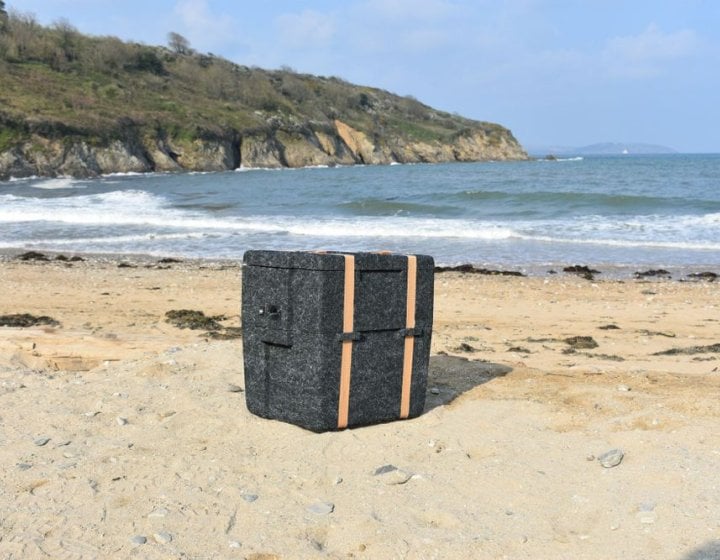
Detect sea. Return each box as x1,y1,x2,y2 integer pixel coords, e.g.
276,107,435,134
1,154,719,276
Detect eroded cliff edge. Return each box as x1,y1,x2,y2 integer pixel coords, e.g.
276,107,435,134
0,116,527,179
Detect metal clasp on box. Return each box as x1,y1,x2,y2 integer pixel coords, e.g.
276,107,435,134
397,326,426,338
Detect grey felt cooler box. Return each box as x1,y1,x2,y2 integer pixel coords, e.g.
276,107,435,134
242,250,434,432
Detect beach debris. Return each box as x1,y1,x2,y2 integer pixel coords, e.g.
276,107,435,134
228,540,242,548
226,383,244,393
564,336,599,350
117,262,137,268
165,309,224,331
15,251,49,261
130,535,147,545
242,493,259,503
17,463,32,471
158,257,183,264
598,324,620,330
306,501,334,515
598,448,624,468
373,464,412,485
434,264,525,276
34,436,51,447
634,269,671,279
116,416,129,426
687,271,718,281
0,313,60,328
617,384,631,392
563,265,601,280
653,343,720,356
507,346,531,353
455,342,477,353
153,531,173,544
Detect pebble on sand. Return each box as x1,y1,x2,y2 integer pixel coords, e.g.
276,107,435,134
34,436,51,446
598,448,624,468
373,464,413,485
306,501,334,515
130,535,147,545
154,531,173,544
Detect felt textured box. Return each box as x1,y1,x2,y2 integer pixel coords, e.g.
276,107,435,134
242,250,434,432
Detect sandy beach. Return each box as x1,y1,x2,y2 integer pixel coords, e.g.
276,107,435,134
1,252,719,559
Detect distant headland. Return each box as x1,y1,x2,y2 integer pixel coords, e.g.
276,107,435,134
527,142,678,157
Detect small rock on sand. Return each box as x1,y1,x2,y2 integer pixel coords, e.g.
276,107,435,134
598,448,624,468
307,501,334,515
154,531,173,544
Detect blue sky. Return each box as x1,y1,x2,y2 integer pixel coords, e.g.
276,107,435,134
11,1,720,152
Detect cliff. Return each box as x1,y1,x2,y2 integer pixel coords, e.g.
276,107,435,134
0,15,527,179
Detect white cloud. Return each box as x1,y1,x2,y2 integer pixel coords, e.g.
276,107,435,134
275,9,336,48
602,24,700,78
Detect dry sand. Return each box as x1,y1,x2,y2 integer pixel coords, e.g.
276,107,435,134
1,254,719,559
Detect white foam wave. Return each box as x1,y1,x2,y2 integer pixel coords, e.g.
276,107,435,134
269,218,517,240
28,177,87,190
522,234,720,252
7,175,40,182
101,171,152,178
22,232,213,246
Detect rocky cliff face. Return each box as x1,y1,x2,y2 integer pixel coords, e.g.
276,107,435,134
0,119,527,179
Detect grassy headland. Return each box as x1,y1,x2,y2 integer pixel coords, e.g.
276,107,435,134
0,8,527,177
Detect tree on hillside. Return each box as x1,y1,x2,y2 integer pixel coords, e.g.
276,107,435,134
168,31,191,55
0,1,8,33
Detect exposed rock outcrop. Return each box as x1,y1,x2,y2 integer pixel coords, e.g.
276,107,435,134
0,117,527,179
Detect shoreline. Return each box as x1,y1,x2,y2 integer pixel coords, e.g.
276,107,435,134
1,247,717,282
1,252,719,557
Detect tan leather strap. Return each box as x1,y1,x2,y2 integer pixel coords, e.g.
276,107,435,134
400,255,417,419
337,254,355,429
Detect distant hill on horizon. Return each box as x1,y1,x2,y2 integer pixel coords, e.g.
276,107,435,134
527,142,678,156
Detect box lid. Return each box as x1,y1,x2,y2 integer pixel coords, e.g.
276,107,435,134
243,250,432,272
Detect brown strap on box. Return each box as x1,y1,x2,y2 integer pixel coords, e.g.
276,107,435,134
337,254,355,429
400,255,417,419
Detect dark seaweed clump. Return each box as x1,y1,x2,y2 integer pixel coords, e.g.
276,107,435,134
635,269,671,279
15,251,50,261
434,264,525,277
0,313,60,327
564,336,599,349
165,309,243,339
654,343,720,356
563,265,601,281
165,309,224,331
687,272,717,282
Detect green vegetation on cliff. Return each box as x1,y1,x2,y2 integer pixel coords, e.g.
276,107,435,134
0,8,526,177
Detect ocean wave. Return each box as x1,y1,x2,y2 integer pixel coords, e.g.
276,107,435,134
101,171,151,178
27,177,87,190
337,198,458,217
522,234,720,252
